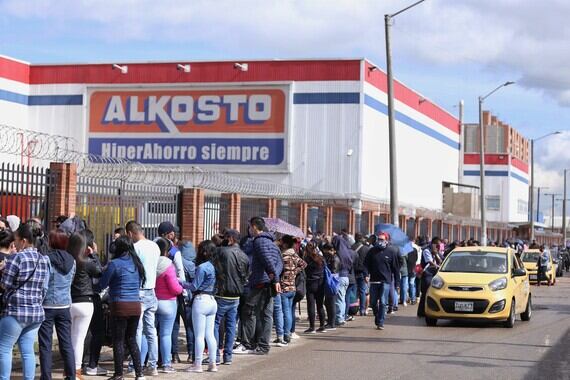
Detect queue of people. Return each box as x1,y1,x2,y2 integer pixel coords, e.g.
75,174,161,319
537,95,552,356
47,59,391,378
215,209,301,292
0,212,560,380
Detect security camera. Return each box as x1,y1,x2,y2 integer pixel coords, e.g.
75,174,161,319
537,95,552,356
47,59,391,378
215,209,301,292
234,63,249,72
177,64,191,73
112,64,128,74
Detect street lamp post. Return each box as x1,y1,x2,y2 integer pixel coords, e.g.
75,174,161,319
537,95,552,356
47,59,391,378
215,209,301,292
529,131,562,241
478,81,515,246
563,169,568,246
544,193,561,232
385,0,426,227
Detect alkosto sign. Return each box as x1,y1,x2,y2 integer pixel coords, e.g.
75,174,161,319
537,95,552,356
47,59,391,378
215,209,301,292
87,86,288,171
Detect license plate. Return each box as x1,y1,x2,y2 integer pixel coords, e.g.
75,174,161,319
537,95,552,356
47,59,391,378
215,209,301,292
455,301,474,312
529,275,537,280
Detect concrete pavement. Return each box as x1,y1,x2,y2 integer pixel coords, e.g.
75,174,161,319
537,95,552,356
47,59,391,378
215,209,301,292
37,276,570,380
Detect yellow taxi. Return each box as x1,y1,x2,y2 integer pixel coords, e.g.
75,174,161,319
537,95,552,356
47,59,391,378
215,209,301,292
425,247,531,328
521,249,556,285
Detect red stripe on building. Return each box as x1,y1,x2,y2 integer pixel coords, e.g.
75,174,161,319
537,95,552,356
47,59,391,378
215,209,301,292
26,60,361,85
364,61,460,134
464,153,509,165
511,157,529,174
0,56,30,84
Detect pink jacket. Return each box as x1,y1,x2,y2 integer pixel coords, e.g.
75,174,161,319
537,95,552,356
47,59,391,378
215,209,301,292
155,264,183,300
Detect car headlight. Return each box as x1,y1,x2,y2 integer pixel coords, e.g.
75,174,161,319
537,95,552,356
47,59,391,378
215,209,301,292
488,277,507,291
431,275,444,289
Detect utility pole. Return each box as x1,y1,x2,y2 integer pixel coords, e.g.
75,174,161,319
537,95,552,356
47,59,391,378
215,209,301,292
384,0,426,227
544,193,561,232
564,169,568,246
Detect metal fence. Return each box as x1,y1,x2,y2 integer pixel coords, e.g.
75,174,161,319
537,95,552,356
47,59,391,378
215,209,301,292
75,176,179,260
239,197,270,237
0,163,55,226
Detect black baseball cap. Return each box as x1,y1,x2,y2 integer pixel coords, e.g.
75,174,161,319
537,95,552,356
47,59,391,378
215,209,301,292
158,221,179,236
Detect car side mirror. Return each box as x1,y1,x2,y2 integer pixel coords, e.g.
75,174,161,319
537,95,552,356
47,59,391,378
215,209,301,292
512,268,526,277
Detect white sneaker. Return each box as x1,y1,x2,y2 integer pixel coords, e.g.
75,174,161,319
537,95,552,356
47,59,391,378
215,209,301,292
290,332,300,339
233,344,251,355
403,302,408,307
84,366,109,376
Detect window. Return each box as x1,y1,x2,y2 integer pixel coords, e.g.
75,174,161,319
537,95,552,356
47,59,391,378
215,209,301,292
486,196,500,211
518,199,528,214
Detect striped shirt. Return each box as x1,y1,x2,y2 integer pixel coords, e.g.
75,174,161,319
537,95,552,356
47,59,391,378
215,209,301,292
1,248,51,324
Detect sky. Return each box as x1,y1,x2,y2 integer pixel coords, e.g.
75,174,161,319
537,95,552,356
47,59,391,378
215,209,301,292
1,0,569,215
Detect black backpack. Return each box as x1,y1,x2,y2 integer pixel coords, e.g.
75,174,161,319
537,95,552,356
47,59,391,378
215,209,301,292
293,271,306,303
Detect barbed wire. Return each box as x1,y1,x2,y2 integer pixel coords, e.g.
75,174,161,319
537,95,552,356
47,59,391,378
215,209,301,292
0,124,337,199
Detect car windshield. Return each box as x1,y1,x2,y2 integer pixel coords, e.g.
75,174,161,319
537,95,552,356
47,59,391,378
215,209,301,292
521,252,540,263
440,251,508,274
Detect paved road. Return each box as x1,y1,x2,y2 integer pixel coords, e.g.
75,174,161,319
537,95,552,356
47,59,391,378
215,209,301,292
49,276,570,380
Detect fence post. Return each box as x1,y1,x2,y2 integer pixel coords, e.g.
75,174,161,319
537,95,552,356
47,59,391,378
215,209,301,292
325,206,333,235
220,193,241,231
49,162,77,227
180,188,205,244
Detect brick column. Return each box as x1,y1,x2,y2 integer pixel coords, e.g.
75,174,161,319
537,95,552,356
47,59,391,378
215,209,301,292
267,199,278,219
49,162,77,227
367,211,375,235
221,193,241,231
347,209,356,235
180,188,205,244
325,206,333,236
399,215,406,234
298,203,309,234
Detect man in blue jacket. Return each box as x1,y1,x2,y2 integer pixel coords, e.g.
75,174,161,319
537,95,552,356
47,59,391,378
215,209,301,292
363,233,400,330
237,217,283,355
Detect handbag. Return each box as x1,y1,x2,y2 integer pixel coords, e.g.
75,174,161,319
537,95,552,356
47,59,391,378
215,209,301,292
0,257,39,312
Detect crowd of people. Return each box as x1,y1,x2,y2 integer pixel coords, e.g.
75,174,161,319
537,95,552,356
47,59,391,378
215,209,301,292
0,214,563,380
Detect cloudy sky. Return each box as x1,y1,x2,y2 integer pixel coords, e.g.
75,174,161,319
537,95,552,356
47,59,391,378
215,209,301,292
1,0,569,215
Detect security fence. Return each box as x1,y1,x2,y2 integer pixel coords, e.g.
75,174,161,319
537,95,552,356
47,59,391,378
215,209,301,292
0,163,55,226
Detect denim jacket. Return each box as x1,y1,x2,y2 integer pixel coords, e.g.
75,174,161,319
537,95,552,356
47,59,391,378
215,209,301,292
99,254,141,302
43,249,76,308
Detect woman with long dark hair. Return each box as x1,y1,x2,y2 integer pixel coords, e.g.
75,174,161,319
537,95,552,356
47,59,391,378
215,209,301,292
98,236,146,380
184,240,218,373
0,223,50,380
39,229,76,380
303,241,326,334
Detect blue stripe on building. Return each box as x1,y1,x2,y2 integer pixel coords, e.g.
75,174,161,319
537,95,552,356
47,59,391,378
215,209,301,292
463,170,529,185
293,92,360,104
364,94,459,150
0,89,83,106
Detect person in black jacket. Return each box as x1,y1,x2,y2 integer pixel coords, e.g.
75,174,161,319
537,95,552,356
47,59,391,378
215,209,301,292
406,246,418,305
322,243,340,330
352,234,370,316
213,229,250,365
303,241,326,333
364,233,400,330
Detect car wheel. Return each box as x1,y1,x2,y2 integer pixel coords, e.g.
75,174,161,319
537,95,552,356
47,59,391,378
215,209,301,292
521,295,532,321
504,300,515,328
425,317,437,327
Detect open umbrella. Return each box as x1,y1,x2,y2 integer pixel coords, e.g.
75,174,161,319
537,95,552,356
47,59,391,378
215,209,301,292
374,223,413,255
263,218,305,239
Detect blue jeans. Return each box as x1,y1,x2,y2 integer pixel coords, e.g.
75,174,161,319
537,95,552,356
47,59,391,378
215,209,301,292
280,291,295,338
214,298,239,363
344,284,356,319
156,299,177,367
192,295,217,365
356,276,368,315
335,277,349,324
369,282,390,327
408,274,417,303
291,301,298,333
0,316,41,380
184,300,194,360
389,279,398,307
136,289,158,369
273,293,284,337
400,275,409,304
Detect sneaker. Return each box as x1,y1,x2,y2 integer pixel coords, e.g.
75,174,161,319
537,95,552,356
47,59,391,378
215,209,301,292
337,321,346,327
185,365,203,373
233,345,251,355
387,308,393,315
304,328,316,334
143,367,158,376
283,335,291,343
324,324,337,331
316,326,327,333
290,332,300,339
135,377,146,380
274,339,288,347
393,306,399,312
208,364,218,372
85,366,109,376
251,348,269,355
222,360,232,366
159,366,176,374
346,315,355,322
376,325,384,330
402,302,408,307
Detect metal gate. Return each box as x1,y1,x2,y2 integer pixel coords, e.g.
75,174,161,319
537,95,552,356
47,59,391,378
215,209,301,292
0,163,55,226
76,176,179,260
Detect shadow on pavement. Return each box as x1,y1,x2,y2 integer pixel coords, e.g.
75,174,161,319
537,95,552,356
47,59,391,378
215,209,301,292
523,327,570,380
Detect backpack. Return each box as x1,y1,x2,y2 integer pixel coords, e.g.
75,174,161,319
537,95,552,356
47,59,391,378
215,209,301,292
324,265,340,296
293,271,306,303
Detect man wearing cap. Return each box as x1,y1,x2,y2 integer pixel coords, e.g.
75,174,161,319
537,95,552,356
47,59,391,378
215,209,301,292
213,229,250,365
157,221,186,364
363,233,400,330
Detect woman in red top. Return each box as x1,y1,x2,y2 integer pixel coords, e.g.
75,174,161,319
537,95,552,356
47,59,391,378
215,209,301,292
154,238,183,374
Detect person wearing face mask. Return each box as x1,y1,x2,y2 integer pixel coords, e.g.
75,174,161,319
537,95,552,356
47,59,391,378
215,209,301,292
417,237,441,318
363,233,400,330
